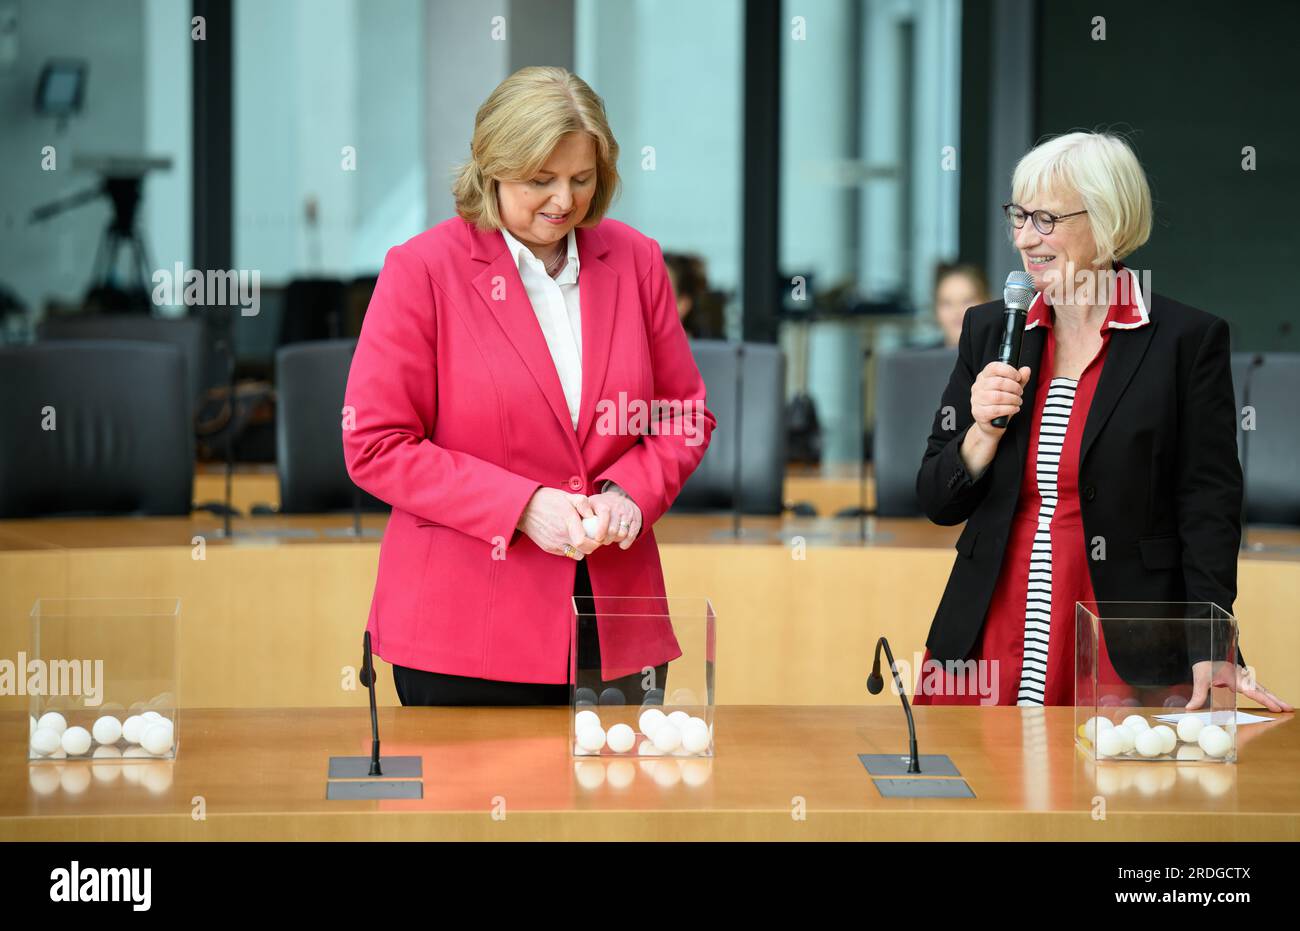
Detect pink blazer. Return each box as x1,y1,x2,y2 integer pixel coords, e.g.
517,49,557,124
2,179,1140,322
343,216,716,684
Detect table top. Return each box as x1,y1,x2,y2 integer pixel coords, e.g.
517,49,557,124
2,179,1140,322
3,706,1295,841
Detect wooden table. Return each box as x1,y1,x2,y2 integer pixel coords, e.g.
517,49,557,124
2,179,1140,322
2,706,1294,841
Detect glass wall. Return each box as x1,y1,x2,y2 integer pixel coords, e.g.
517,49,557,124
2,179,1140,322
233,0,426,279
780,0,961,467
575,0,744,336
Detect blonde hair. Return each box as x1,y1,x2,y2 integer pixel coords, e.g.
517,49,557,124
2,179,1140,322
1011,131,1153,263
453,66,621,231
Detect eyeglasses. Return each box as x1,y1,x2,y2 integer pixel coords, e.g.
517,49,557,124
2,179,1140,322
1002,202,1088,236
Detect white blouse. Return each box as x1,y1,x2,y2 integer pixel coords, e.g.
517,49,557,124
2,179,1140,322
500,226,582,430
499,226,621,500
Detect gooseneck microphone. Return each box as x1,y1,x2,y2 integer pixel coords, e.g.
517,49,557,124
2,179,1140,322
990,270,1037,428
360,631,382,776
866,636,920,774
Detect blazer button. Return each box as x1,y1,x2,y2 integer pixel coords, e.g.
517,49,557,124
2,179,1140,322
568,476,584,492
1083,485,1096,502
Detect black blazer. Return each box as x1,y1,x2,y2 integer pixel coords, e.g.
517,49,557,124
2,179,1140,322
916,292,1244,679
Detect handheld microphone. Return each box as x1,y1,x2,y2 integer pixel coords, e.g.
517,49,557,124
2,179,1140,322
990,270,1036,428
866,636,920,774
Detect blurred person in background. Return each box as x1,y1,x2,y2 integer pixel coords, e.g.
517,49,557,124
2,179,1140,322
664,251,724,339
932,262,990,349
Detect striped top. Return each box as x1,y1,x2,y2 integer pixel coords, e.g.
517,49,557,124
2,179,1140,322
1016,376,1078,706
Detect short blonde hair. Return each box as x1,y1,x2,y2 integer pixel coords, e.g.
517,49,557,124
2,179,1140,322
1011,131,1153,262
453,66,621,231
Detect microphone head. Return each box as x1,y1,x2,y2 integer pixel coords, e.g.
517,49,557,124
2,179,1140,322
1003,271,1036,312
359,631,374,688
866,672,884,695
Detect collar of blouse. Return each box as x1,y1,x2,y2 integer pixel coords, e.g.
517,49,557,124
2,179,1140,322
500,226,580,282
1025,263,1150,333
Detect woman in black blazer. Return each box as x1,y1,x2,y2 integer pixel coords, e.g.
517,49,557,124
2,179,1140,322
914,132,1291,713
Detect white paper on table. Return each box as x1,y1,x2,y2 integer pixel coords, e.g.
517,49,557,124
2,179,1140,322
1152,710,1274,726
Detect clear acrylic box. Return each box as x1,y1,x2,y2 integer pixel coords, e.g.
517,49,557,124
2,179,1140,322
570,595,715,758
26,597,180,763
1075,601,1238,763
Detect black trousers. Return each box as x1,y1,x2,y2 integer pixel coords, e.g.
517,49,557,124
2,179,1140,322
392,559,668,707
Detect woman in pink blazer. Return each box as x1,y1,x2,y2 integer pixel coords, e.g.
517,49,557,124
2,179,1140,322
343,66,715,706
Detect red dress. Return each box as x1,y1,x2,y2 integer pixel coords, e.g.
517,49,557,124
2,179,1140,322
914,275,1147,706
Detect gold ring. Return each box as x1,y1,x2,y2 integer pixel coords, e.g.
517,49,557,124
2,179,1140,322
562,544,576,558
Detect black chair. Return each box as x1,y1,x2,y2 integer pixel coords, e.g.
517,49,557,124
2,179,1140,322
673,340,786,515
275,339,387,514
37,314,206,414
0,341,193,517
1231,352,1300,525
872,347,959,517
280,278,346,347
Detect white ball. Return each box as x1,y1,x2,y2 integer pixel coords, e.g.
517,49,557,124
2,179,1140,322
142,711,164,723
30,727,61,756
1095,727,1124,758
652,721,682,752
667,710,690,730
121,715,147,744
581,516,601,538
37,712,67,736
1121,714,1149,732
141,722,174,755
92,715,123,745
1113,725,1136,754
1135,728,1164,758
680,719,710,753
637,739,663,756
575,724,605,752
1083,716,1114,742
1152,725,1177,754
1176,716,1204,743
61,726,92,756
606,723,636,753
638,708,666,739
574,709,600,732
1197,724,1231,759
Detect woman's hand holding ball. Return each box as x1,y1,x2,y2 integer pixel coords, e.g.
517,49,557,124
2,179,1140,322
517,488,600,559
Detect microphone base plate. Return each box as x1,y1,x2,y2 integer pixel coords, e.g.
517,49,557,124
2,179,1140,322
858,753,961,777
871,777,974,799
328,754,423,779
326,780,423,801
